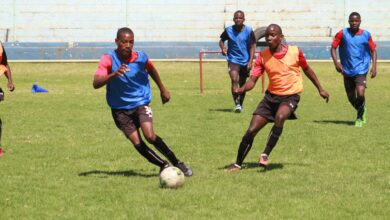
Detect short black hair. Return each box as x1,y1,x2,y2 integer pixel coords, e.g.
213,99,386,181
268,24,283,34
116,27,133,39
234,10,245,17
349,12,361,19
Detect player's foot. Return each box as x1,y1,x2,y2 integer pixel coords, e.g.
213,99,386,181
355,119,363,127
0,147,3,157
176,162,193,177
362,107,367,124
224,163,241,172
259,153,269,167
234,104,242,113
159,162,170,174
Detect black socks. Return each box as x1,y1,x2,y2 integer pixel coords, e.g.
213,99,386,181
263,126,283,156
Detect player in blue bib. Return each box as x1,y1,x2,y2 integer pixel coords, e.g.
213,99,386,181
331,12,377,127
93,27,192,176
219,10,256,113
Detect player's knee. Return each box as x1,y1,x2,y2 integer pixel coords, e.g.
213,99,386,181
144,134,157,144
274,114,287,125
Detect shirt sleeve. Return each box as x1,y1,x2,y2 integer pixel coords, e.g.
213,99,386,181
145,59,155,72
220,29,229,41
368,36,377,52
331,30,343,48
298,48,308,69
94,54,112,77
251,54,264,77
1,45,7,65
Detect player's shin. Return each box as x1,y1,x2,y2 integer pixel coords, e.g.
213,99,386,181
134,141,168,168
235,132,254,166
152,136,179,166
263,126,283,156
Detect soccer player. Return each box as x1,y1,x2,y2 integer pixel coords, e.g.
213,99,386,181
0,41,15,157
331,12,377,127
225,24,329,171
93,27,193,176
219,10,256,113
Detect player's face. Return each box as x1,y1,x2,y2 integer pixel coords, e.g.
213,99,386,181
348,15,361,32
233,12,245,26
115,32,134,58
265,26,282,50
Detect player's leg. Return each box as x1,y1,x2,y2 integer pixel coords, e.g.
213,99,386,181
355,74,367,124
111,109,168,170
343,75,358,110
260,94,299,166
139,106,193,176
228,63,242,112
238,67,249,108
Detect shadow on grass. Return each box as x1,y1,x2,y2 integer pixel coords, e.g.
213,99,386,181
78,170,157,178
221,162,284,172
313,120,354,125
209,108,233,112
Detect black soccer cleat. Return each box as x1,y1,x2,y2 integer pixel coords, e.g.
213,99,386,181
159,162,170,174
175,162,193,177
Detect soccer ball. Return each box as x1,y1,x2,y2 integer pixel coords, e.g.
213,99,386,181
159,166,185,188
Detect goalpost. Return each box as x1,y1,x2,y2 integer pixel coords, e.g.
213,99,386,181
198,50,264,95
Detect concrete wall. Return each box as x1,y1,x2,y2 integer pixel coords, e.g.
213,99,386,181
1,0,389,60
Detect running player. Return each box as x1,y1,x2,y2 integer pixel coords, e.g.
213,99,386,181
225,24,329,171
219,10,256,113
93,27,192,176
331,12,377,127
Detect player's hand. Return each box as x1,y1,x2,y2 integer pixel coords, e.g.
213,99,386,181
115,64,129,76
370,68,377,78
234,87,244,94
221,48,227,56
7,81,15,92
247,62,252,72
161,89,170,104
334,62,343,73
319,90,329,103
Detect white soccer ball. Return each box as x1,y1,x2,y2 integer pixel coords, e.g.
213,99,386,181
159,166,185,188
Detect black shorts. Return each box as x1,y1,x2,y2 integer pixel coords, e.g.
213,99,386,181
344,74,367,92
228,62,249,77
253,91,300,122
111,105,153,136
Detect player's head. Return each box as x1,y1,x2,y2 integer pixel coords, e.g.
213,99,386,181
348,12,361,32
265,24,283,50
233,10,245,26
115,27,134,58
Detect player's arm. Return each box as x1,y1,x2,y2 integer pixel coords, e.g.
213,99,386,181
330,31,343,73
146,61,170,104
219,30,228,56
247,31,256,71
303,66,329,102
235,54,261,94
298,48,329,102
1,47,15,92
370,49,377,78
368,36,377,78
93,55,127,89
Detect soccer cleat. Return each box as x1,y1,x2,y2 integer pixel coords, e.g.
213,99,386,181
259,153,269,167
224,163,241,172
355,119,363,127
175,162,193,177
362,107,367,124
234,104,242,113
159,162,170,174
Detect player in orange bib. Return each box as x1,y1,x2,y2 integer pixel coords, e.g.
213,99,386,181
225,24,329,171
0,41,15,157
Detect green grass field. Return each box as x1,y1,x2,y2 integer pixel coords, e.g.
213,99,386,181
0,61,389,219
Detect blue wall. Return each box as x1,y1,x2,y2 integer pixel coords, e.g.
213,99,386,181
4,41,390,61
